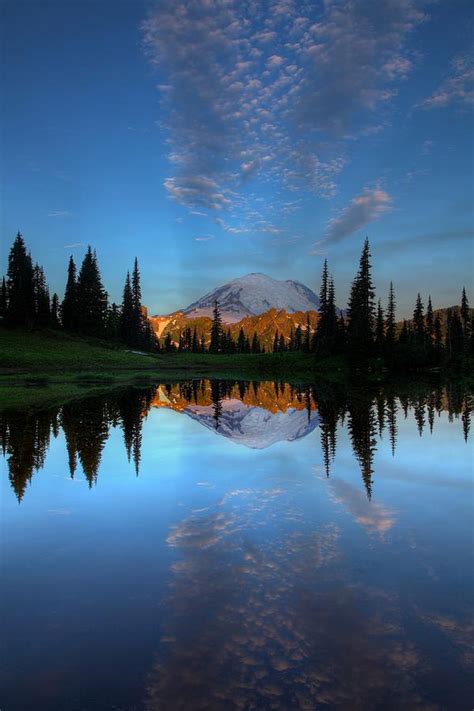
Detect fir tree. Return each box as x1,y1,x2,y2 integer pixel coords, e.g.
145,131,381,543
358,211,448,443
192,327,199,353
413,293,425,345
375,299,385,352
461,287,470,329
0,277,7,322
426,295,434,342
385,282,396,349
210,300,223,353
434,314,443,349
6,232,35,327
278,333,286,352
304,313,311,352
346,239,375,359
50,293,60,329
273,329,279,353
61,255,77,331
76,247,108,338
33,264,50,327
120,271,134,345
294,324,302,351
131,257,145,347
237,328,246,353
106,302,121,341
251,331,260,354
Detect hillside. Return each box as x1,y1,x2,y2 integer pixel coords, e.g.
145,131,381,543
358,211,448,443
150,308,319,351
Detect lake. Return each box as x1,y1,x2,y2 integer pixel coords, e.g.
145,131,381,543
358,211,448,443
1,380,473,710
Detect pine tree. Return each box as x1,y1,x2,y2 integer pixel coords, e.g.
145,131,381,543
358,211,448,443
251,331,260,354
6,232,35,327
192,327,199,353
237,327,246,353
61,255,77,331
0,277,7,322
426,295,434,342
434,314,443,350
120,271,134,345
76,247,108,338
316,260,337,354
273,329,279,353
375,299,385,352
278,333,286,352
50,293,60,328
33,264,50,327
385,282,396,349
106,302,121,342
131,257,145,347
413,293,425,345
304,314,311,352
210,300,222,353
461,287,469,328
346,239,375,359
295,324,302,350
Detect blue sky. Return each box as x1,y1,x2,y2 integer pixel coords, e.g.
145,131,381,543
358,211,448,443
1,0,473,316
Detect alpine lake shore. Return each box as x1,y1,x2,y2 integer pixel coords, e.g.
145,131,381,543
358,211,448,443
1,327,472,411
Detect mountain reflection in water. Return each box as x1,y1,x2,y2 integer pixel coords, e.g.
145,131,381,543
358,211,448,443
0,380,472,711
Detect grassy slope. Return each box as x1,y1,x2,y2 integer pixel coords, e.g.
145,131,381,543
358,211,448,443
0,329,349,409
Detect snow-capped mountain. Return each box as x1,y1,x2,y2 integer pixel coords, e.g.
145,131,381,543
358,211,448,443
184,399,319,449
182,273,320,323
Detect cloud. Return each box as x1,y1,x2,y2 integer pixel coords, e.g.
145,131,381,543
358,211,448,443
164,176,232,211
63,242,85,249
142,0,425,229
418,52,474,110
320,187,392,246
194,235,215,242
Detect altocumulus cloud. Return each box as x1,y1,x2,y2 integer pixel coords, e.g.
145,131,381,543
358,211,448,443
142,0,425,224
320,188,392,246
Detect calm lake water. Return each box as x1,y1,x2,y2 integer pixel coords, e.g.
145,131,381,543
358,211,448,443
1,380,473,710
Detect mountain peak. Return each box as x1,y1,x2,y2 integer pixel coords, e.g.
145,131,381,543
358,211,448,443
182,272,320,323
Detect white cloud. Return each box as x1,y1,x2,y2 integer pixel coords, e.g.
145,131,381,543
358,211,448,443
321,188,392,245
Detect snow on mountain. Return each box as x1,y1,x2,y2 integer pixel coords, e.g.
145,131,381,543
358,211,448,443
184,399,319,449
182,273,320,323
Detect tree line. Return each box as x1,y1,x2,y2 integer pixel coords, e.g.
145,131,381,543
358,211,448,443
1,232,157,350
1,232,472,367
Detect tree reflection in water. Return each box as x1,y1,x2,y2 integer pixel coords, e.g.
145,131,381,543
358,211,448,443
0,380,471,502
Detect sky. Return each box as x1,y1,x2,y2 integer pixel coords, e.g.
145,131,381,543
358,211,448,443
1,0,473,316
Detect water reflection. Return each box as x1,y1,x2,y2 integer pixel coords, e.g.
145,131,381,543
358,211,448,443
1,379,473,710
1,380,471,502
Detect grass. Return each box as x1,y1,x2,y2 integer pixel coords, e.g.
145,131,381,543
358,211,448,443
1,327,471,411
0,328,350,409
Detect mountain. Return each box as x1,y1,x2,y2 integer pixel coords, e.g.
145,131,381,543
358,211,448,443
181,273,320,323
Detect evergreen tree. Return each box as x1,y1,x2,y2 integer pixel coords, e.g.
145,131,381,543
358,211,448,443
6,232,35,327
316,260,337,354
76,247,108,338
375,299,385,353
50,293,60,329
0,277,7,322
131,257,145,347
120,271,134,345
106,302,121,342
346,239,375,359
61,255,77,331
461,287,470,329
251,331,260,354
278,333,286,352
273,329,279,353
413,293,425,345
192,327,199,353
385,282,396,349
294,324,302,350
426,295,434,342
434,314,443,350
33,264,50,327
209,300,223,353
304,314,311,352
237,327,246,353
